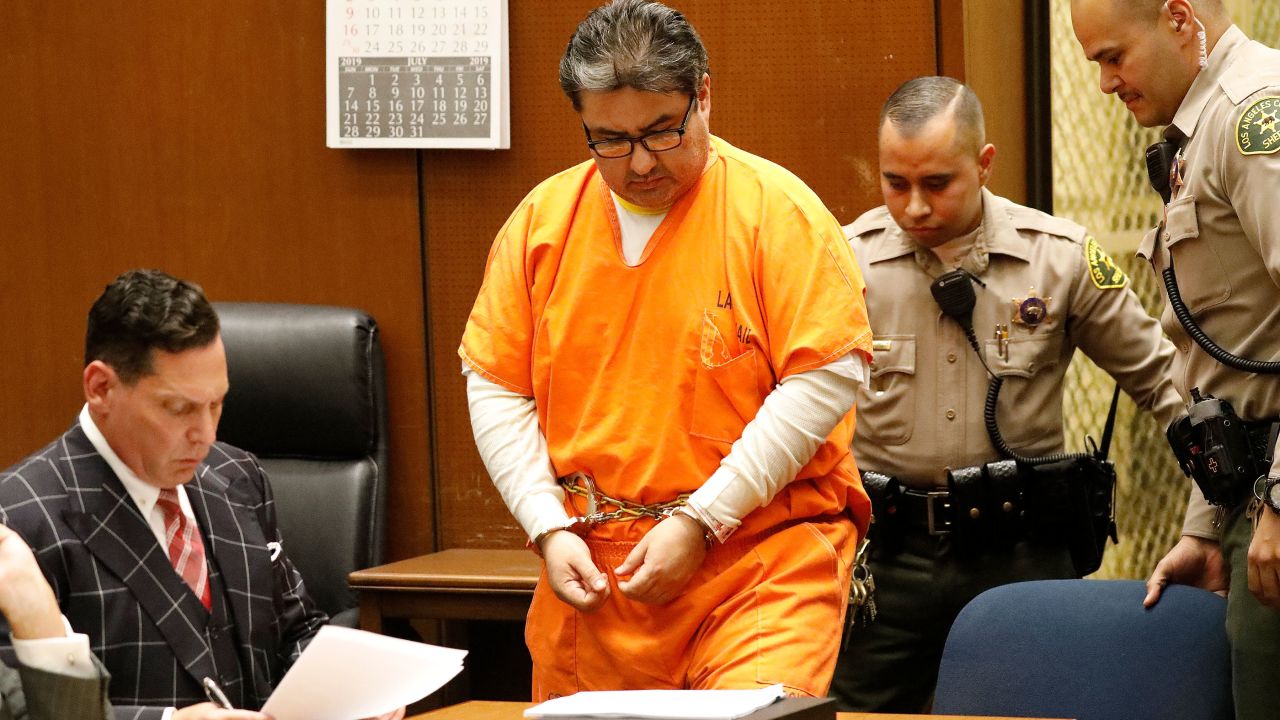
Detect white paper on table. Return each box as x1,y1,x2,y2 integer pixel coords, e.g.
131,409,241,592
261,625,466,720
523,684,785,720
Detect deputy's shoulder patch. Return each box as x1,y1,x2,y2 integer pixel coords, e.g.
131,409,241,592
1237,96,1280,156
1086,236,1127,290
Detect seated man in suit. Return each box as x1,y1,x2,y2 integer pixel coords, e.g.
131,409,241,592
0,523,110,720
0,269,403,720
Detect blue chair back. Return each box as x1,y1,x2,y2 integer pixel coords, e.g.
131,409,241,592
933,579,1232,720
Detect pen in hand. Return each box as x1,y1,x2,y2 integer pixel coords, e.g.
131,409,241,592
179,677,270,719
202,677,234,709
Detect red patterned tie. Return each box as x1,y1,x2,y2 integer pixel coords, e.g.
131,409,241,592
156,488,211,611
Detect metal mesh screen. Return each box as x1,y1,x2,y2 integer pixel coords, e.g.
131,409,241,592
1050,0,1280,579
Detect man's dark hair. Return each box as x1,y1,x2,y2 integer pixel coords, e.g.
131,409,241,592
559,0,709,110
880,76,986,155
85,269,220,384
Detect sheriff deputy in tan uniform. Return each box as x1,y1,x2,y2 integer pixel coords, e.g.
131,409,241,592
829,76,1185,713
1072,2,1280,718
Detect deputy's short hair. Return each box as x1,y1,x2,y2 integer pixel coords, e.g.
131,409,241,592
1096,0,1226,22
880,76,985,155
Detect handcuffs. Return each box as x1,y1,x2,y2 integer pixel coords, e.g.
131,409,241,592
531,473,716,552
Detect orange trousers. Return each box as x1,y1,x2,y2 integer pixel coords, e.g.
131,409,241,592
526,516,857,699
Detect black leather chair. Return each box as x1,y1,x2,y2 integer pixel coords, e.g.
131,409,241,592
213,302,388,628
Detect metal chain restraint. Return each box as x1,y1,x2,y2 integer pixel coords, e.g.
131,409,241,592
561,473,692,526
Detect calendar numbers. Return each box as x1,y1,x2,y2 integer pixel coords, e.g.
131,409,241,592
328,0,507,148
339,57,490,139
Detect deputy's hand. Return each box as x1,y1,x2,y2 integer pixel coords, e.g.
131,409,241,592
615,515,706,605
172,703,270,720
1143,534,1228,608
363,707,406,720
1247,506,1280,609
0,524,64,640
540,530,610,612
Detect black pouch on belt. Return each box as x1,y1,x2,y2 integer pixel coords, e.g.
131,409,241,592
1166,390,1268,507
947,459,1023,549
1024,456,1116,577
860,470,904,556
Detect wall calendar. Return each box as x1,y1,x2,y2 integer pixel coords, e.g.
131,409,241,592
326,0,509,149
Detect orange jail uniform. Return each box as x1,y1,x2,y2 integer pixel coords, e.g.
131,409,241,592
461,136,874,698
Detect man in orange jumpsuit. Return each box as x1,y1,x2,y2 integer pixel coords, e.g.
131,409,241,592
460,0,874,698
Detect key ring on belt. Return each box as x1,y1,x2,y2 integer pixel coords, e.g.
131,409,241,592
561,472,692,525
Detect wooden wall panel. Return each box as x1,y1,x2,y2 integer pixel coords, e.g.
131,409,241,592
0,3,434,560
1,1,1020,559
938,0,969,81
425,1,939,550
961,0,1028,204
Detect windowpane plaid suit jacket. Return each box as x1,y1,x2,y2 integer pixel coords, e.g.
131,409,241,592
0,423,328,720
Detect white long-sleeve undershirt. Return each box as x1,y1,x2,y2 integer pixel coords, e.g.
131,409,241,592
463,353,866,543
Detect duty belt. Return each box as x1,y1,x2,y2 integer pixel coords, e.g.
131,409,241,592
560,472,691,525
1167,387,1280,512
862,470,958,536
862,457,1118,577
894,488,955,535
863,459,1106,540
885,486,1020,537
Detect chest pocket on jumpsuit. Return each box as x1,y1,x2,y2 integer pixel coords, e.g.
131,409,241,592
984,334,1062,448
857,335,915,445
1161,195,1231,312
689,311,762,444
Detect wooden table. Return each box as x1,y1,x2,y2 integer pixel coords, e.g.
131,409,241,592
349,549,541,632
407,700,1069,720
364,560,1067,720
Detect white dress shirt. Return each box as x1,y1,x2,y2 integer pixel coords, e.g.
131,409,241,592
79,404,200,718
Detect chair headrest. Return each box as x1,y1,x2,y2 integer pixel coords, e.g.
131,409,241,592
214,302,385,459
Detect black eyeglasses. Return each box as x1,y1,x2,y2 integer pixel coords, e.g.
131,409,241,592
584,96,697,159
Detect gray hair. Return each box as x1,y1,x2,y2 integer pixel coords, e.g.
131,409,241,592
559,0,709,109
880,76,985,155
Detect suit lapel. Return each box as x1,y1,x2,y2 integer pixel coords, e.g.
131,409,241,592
59,427,218,687
187,465,273,665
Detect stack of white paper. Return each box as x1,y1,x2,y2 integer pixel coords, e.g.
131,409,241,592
262,625,467,720
524,684,786,720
